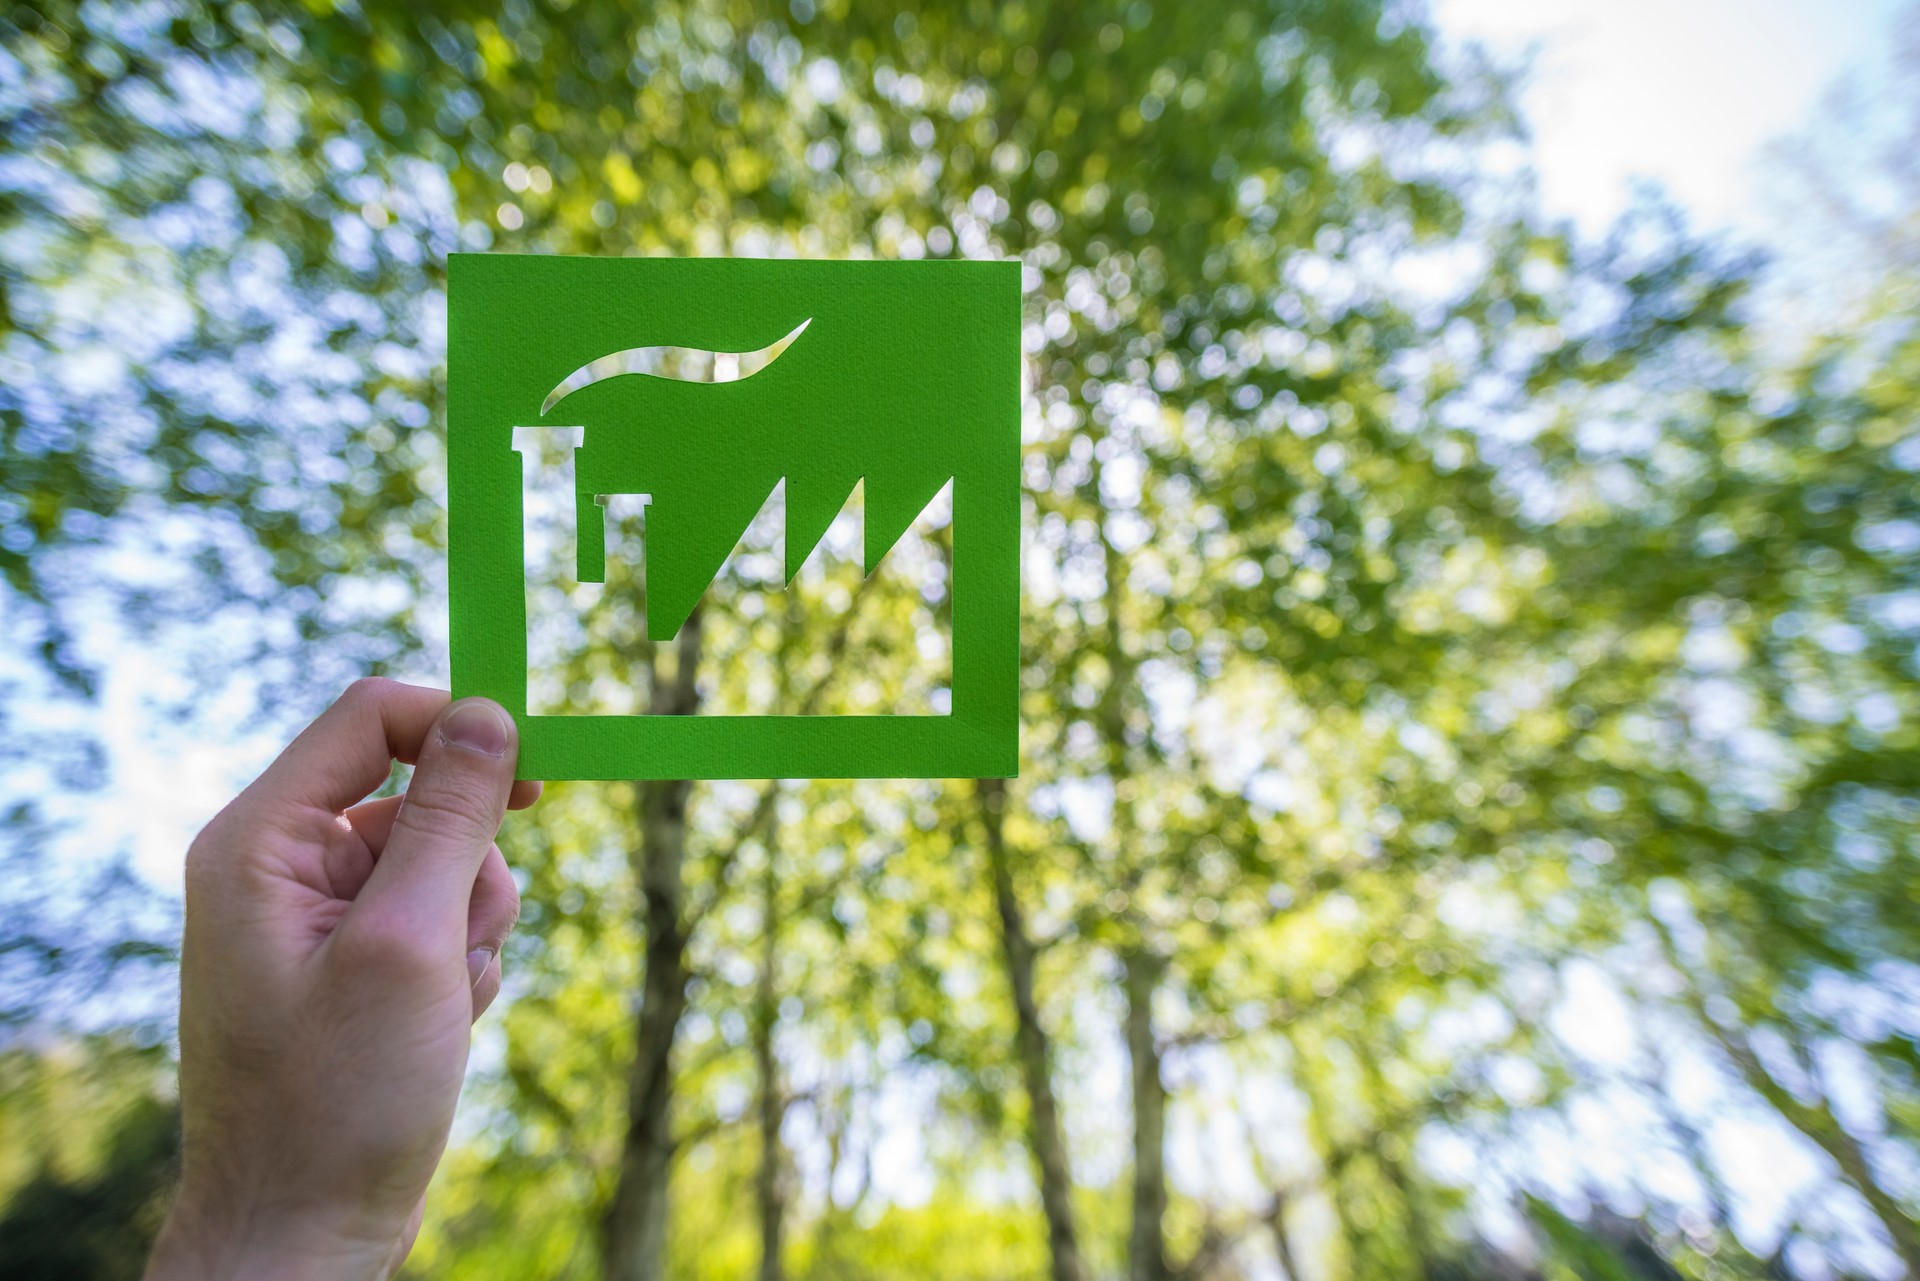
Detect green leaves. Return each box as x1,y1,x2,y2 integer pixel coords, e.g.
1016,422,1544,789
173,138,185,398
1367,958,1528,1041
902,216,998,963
6,3,1920,1278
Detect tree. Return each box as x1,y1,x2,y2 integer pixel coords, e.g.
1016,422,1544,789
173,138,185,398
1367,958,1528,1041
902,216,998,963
7,3,1918,1280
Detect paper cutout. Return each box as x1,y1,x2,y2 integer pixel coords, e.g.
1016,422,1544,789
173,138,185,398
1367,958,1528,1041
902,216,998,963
448,255,1020,781
541,318,812,415
517,465,955,721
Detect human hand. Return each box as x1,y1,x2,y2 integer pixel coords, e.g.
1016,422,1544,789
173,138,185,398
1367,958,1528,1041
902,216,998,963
145,679,542,1281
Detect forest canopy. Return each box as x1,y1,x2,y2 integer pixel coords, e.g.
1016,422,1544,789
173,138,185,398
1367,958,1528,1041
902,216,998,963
2,2,1918,1280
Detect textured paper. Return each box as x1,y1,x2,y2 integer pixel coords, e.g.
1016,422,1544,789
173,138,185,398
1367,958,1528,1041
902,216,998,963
447,254,1020,781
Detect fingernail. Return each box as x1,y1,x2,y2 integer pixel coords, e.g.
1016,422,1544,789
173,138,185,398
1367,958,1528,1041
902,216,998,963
442,701,510,757
467,947,496,989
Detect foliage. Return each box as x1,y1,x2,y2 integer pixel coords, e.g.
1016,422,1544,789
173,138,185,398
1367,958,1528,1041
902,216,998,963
2,2,1917,1280
0,1037,177,1279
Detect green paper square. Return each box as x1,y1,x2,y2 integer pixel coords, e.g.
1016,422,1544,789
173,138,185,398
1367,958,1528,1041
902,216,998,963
447,254,1020,781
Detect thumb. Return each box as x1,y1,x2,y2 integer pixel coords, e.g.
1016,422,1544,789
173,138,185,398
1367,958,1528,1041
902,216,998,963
351,698,519,948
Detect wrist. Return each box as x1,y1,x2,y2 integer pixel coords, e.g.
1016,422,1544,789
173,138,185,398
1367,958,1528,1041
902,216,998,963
147,1184,399,1281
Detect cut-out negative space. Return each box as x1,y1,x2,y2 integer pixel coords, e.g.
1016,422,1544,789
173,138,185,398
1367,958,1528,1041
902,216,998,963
516,456,955,719
448,255,1020,780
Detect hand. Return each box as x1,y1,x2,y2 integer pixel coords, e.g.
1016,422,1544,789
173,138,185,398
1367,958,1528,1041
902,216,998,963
145,679,543,1281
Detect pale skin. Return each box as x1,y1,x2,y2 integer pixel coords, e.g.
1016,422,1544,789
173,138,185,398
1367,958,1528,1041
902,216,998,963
144,679,543,1281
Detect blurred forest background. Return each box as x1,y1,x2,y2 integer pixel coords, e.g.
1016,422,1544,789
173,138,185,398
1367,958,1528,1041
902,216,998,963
4,1,1920,1278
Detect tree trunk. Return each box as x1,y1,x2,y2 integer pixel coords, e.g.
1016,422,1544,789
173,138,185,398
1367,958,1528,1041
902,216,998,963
978,776,1086,1281
1125,948,1171,1281
1818,1118,1920,1280
1643,1046,1739,1237
753,853,787,1281
1654,922,1920,1279
1264,1188,1302,1281
1353,1041,1435,1279
603,609,703,1281
1727,1026,1920,1279
1244,1114,1303,1281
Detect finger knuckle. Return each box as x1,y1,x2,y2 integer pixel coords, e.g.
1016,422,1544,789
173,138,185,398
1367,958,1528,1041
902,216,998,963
396,778,501,842
182,840,214,897
487,888,524,944
340,676,399,712
183,809,237,891
335,911,441,979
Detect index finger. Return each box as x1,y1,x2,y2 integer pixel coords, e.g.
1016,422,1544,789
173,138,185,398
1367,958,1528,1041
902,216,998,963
240,679,451,816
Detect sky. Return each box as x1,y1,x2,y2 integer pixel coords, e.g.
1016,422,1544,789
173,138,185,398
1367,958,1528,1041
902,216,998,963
1431,0,1908,239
